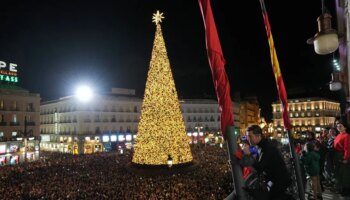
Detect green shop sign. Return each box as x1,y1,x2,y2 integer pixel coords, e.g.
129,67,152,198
0,60,18,83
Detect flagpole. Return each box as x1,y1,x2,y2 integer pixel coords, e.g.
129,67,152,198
197,1,247,198
225,126,248,200
286,130,305,200
258,0,305,199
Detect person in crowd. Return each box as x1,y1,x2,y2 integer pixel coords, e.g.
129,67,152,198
302,143,322,200
242,125,292,200
324,127,337,185
314,141,326,192
334,121,350,197
305,131,317,147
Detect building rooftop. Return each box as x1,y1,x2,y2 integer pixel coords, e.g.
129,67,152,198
272,97,339,104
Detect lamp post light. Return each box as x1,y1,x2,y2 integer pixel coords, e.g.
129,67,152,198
194,126,203,145
167,155,173,168
307,0,339,55
21,116,30,163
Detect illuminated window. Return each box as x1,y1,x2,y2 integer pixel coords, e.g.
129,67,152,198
12,114,17,122
12,131,17,137
0,100,3,110
301,112,305,117
295,113,299,117
111,135,117,142
290,113,293,118
315,105,319,110
0,132,3,137
315,113,320,117
307,112,311,117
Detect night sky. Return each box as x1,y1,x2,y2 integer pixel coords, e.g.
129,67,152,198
0,0,338,121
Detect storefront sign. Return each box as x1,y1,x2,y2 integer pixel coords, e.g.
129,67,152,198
0,60,18,83
0,145,6,154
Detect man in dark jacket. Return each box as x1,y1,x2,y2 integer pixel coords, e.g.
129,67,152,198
243,125,292,200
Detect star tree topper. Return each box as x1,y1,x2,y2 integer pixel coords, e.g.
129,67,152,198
152,10,164,24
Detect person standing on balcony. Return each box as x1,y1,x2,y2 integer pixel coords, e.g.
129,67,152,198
334,121,350,197
242,125,292,200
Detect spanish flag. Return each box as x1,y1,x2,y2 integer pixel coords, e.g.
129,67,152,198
259,0,292,130
198,0,234,138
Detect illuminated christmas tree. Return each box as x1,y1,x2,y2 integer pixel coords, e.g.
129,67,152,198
132,11,193,166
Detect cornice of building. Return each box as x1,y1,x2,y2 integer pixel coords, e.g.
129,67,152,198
0,85,40,97
272,97,339,104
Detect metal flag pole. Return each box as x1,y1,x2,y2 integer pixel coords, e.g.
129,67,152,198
225,126,247,200
286,129,305,200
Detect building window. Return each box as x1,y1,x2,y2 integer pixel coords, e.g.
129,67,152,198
111,115,116,122
307,112,311,117
95,127,101,134
315,105,319,110
12,114,17,122
0,100,3,110
295,113,299,117
0,132,3,137
27,103,34,112
210,116,215,122
315,113,320,117
12,131,17,137
290,113,293,118
12,101,17,110
301,112,305,117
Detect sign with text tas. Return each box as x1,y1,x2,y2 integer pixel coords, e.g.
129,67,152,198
0,60,18,83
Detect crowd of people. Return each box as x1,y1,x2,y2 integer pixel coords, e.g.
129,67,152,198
0,145,233,200
295,120,350,200
1,120,349,200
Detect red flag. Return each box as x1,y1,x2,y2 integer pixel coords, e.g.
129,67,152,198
198,0,234,138
259,0,292,130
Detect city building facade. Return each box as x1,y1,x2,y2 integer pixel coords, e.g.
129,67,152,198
272,97,340,136
0,85,41,165
40,88,240,154
239,97,260,135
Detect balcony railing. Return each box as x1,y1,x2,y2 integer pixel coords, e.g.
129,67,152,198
10,122,20,126
0,121,7,126
26,122,35,126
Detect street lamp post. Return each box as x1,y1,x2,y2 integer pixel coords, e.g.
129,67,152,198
194,126,203,145
167,154,173,168
23,116,28,163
